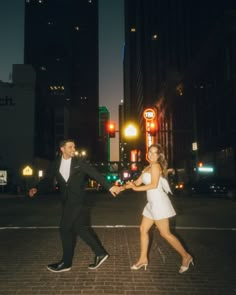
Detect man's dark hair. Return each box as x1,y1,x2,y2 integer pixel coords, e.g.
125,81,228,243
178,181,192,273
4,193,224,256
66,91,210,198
59,139,75,148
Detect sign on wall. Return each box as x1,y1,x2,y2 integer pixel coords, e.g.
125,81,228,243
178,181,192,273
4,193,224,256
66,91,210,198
0,170,7,185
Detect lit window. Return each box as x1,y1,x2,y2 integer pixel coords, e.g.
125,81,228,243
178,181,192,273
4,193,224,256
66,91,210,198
74,26,80,31
131,27,136,32
152,34,158,40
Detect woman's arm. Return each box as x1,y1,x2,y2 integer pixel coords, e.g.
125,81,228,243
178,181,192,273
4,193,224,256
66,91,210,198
125,163,161,191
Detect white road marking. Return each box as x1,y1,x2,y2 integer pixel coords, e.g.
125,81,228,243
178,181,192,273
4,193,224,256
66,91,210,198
0,225,235,230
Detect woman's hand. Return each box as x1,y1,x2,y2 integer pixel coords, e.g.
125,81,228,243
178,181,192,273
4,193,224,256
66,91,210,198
124,181,135,189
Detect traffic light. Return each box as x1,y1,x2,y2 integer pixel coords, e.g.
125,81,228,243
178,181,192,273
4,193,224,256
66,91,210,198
107,121,116,138
106,174,118,182
146,121,157,136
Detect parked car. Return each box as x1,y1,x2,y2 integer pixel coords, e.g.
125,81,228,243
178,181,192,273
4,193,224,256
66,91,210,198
190,176,236,199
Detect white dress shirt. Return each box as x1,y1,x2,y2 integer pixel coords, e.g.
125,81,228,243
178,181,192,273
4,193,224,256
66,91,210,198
59,157,71,182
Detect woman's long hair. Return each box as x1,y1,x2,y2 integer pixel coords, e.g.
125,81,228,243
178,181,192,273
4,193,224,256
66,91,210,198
148,144,168,178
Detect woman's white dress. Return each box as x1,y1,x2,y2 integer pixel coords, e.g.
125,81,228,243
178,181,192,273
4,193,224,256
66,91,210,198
142,172,176,220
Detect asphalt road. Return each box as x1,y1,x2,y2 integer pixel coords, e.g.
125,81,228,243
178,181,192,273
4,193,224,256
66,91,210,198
0,190,235,229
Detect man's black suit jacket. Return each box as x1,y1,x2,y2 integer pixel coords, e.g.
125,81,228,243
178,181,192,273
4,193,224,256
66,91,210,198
37,156,113,203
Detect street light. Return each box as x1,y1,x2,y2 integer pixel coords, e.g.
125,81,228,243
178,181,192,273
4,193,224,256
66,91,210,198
122,123,139,166
81,150,87,157
124,123,138,138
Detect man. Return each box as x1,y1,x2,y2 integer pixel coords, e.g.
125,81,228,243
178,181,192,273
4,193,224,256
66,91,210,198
29,139,121,273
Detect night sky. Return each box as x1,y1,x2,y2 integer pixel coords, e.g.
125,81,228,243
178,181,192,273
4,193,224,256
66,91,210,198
0,0,24,82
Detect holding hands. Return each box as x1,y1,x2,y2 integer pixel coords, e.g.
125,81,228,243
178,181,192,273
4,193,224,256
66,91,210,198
109,185,122,197
109,179,137,197
122,180,137,191
123,181,134,189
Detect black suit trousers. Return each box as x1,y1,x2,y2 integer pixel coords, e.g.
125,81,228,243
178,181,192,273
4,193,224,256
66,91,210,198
59,201,106,266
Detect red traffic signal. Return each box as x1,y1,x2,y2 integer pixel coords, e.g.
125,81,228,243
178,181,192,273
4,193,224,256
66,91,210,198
107,121,116,138
146,121,157,136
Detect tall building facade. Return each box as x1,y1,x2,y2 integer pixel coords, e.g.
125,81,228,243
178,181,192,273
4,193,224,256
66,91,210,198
24,0,99,161
0,65,35,187
98,106,110,162
124,0,236,180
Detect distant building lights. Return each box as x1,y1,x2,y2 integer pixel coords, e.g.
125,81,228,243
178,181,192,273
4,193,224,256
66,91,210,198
192,142,198,151
152,34,158,40
198,167,214,173
81,150,87,157
38,170,43,178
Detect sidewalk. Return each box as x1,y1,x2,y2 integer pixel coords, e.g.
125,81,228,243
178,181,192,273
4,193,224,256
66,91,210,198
0,227,235,294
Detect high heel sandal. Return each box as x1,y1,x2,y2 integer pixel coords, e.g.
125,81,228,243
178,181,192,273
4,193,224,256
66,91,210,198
179,257,194,274
131,263,148,270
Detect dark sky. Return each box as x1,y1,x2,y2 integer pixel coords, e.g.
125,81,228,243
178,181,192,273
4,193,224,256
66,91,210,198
99,0,124,160
0,0,24,82
99,0,124,121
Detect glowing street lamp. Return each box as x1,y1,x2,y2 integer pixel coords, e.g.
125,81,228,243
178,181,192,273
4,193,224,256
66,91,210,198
81,150,87,157
124,123,138,138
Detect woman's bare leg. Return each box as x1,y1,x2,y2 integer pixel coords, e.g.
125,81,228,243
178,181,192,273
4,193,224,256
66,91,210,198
155,218,192,266
134,216,154,266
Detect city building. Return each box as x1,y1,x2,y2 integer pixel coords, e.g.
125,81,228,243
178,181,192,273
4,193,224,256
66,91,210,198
98,106,110,162
123,0,236,181
0,65,35,188
24,0,100,161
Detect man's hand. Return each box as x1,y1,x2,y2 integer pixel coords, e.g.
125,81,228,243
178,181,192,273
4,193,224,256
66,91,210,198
109,186,121,197
28,188,37,197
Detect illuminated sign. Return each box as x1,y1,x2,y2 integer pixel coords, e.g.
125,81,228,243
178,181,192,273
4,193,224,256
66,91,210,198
23,166,33,176
0,170,7,186
143,108,156,121
198,167,214,173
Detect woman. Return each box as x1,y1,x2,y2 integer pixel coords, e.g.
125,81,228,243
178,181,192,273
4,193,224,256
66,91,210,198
124,144,193,274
